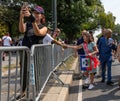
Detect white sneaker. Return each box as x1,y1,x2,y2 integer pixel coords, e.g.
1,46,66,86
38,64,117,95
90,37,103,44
88,84,94,90
84,78,89,84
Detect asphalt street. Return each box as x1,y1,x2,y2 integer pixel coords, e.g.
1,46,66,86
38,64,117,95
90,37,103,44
68,59,120,101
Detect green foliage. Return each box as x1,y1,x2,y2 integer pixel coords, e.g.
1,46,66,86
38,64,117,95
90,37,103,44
96,33,102,38
113,24,120,34
112,24,120,41
0,0,116,43
98,12,115,29
57,0,106,42
0,4,21,37
0,23,8,37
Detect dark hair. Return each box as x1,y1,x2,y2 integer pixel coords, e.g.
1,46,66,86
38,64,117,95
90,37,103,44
83,33,93,43
41,14,46,24
89,30,93,34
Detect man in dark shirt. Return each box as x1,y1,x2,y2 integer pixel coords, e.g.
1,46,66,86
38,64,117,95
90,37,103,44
97,28,106,46
98,29,116,85
77,30,86,55
96,28,106,77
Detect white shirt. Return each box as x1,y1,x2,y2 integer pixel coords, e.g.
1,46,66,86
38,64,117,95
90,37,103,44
2,36,12,46
43,34,54,44
93,36,98,44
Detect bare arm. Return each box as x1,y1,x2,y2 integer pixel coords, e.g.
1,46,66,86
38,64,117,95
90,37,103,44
52,39,62,46
32,23,47,36
52,40,67,48
88,46,99,56
19,7,31,33
67,44,83,49
19,16,26,33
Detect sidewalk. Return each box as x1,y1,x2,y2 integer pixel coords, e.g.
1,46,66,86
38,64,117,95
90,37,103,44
2,56,18,76
1,55,79,101
40,57,79,101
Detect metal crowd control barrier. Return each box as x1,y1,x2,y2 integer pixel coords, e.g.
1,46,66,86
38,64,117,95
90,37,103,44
30,44,73,101
0,44,74,101
52,44,74,71
30,44,53,101
0,46,32,101
51,44,74,84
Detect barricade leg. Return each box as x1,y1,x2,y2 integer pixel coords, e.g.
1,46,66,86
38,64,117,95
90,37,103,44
52,72,64,85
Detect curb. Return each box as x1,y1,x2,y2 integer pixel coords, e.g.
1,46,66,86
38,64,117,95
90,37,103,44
41,57,79,101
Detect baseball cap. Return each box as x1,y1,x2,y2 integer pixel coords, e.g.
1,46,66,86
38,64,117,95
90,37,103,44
33,6,44,14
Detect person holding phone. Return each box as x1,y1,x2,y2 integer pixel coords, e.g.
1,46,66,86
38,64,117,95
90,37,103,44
19,3,47,48
18,3,47,100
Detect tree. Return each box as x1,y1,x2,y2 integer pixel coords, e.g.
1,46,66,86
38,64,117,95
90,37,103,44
112,24,120,42
0,0,116,42
113,24,120,34
0,3,21,37
98,12,115,29
57,0,105,42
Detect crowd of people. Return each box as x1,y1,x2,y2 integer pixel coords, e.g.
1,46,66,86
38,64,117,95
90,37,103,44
1,2,120,100
66,28,120,90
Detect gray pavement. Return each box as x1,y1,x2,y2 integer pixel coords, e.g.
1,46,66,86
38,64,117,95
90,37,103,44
40,57,79,101
2,54,17,67
2,56,120,101
68,59,120,101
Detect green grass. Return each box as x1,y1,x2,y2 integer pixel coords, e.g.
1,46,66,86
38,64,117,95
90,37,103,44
58,56,76,70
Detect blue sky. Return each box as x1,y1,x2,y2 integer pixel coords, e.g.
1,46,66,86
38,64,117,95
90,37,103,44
101,0,120,24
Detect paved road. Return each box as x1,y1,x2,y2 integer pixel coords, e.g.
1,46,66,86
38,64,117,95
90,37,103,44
2,54,17,67
68,59,120,101
1,55,21,101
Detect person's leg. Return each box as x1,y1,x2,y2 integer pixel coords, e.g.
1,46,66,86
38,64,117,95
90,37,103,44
106,59,112,82
16,52,28,100
90,73,94,84
96,65,101,77
101,61,106,82
84,71,89,84
88,73,95,89
82,71,89,89
20,52,28,95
